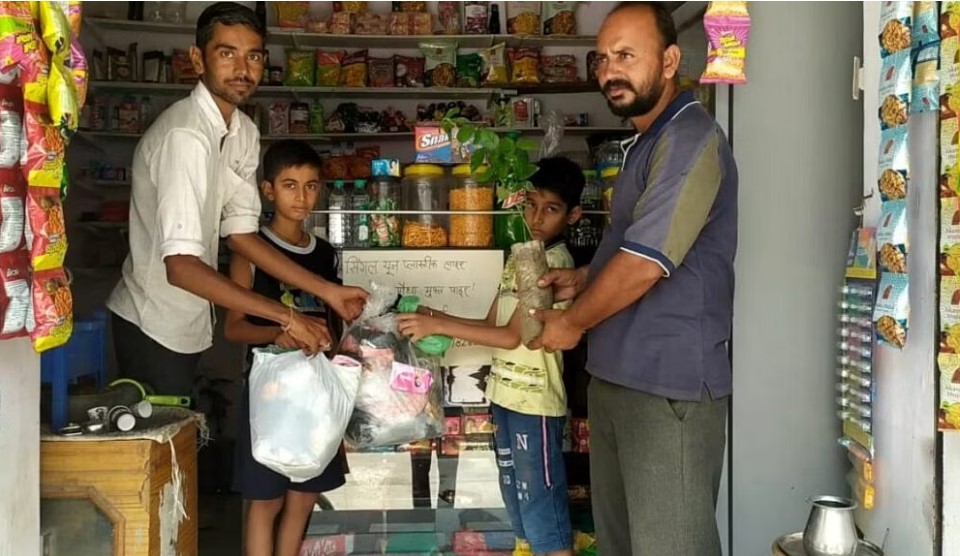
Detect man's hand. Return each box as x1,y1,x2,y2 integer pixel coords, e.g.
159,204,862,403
396,313,440,343
527,309,583,353
284,312,332,355
274,331,302,351
324,285,368,322
538,267,589,303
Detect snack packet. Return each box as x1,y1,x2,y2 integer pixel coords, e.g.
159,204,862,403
395,55,425,87
508,47,540,84
912,43,939,114
69,39,87,108
700,5,750,85
942,197,960,276
0,2,38,70
48,61,78,136
480,43,509,86
368,57,394,88
942,116,959,198
543,2,578,35
0,85,22,170
22,110,64,189
284,50,315,87
20,44,51,112
913,1,938,49
316,51,345,87
421,41,457,88
876,199,908,274
342,50,369,87
0,168,24,253
878,126,909,201
30,266,73,352
464,2,489,34
274,1,309,28
873,272,908,349
879,1,912,56
939,353,960,429
27,188,67,271
38,1,71,64
438,2,462,34
0,248,29,339
456,53,482,88
878,49,911,129
507,2,541,35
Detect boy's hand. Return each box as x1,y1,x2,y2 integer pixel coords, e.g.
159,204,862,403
325,285,368,322
396,313,439,343
285,311,332,355
527,309,583,353
538,267,589,302
274,331,302,351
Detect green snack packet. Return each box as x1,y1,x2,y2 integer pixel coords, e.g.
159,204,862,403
397,295,454,356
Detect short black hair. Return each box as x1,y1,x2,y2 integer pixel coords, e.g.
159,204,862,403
196,2,266,51
262,140,323,184
611,2,678,48
530,157,585,210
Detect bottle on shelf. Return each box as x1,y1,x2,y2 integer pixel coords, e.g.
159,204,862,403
328,180,347,248
489,4,501,34
351,179,370,248
139,96,153,132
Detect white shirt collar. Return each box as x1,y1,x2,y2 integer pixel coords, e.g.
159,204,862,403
191,81,241,139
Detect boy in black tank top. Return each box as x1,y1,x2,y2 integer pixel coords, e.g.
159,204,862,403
225,140,345,556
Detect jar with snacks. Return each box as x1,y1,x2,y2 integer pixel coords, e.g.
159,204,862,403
601,166,618,224
450,165,494,248
402,164,448,248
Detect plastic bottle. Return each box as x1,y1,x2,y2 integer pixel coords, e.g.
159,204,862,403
489,4,501,34
351,179,370,248
328,180,347,248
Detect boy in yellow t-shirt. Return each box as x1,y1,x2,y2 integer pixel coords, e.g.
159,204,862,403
397,157,584,556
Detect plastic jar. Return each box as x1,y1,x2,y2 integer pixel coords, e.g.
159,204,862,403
369,175,402,248
402,164,448,248
449,165,494,248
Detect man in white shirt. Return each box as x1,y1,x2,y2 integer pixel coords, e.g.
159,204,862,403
107,2,366,396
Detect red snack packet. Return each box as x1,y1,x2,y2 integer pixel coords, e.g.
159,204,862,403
26,187,66,271
22,109,64,189
30,266,72,352
0,247,30,339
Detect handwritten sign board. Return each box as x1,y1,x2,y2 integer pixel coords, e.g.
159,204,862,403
341,250,505,367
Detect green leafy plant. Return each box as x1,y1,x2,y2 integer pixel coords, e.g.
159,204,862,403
441,110,540,213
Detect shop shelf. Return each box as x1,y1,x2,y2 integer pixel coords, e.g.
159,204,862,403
85,16,194,35
79,127,631,142
87,81,515,99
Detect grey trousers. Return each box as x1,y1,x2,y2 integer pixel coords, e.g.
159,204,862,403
588,378,728,556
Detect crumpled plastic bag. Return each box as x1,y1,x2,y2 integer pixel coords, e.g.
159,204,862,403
249,349,362,482
338,283,445,449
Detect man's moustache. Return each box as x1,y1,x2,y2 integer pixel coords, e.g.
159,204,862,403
602,81,635,94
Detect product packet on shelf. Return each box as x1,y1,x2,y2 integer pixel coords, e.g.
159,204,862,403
0,247,29,339
873,272,909,349
26,187,66,271
21,109,64,189
0,168,25,253
878,126,909,201
912,43,940,114
30,266,72,352
880,1,913,56
699,2,750,85
876,199,908,274
879,49,911,129
914,1,939,48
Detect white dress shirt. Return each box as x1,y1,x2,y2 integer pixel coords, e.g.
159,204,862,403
107,82,261,354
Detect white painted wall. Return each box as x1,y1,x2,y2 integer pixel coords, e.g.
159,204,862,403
0,338,40,556
730,2,863,555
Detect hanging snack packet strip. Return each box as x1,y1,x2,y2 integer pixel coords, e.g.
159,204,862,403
26,187,66,271
21,109,64,189
880,1,913,56
699,2,750,85
30,266,72,352
0,248,29,340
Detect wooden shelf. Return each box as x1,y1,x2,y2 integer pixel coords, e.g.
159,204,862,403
79,127,630,142
87,81,516,99
84,17,599,49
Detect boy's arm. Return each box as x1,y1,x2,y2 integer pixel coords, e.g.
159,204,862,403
223,253,288,346
396,305,521,350
420,299,499,327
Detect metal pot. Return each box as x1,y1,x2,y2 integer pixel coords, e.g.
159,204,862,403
803,496,859,556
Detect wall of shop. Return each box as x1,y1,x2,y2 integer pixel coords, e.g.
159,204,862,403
0,339,40,555
730,2,863,554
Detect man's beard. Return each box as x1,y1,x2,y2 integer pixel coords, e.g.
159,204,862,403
204,75,256,107
603,79,664,119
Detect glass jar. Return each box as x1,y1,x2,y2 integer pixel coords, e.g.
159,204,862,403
402,164,448,248
369,175,402,247
580,169,601,211
449,165,494,248
594,140,624,174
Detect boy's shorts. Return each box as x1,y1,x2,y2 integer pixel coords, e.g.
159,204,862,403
233,382,347,500
491,403,573,554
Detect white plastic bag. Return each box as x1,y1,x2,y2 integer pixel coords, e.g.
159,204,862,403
249,349,361,482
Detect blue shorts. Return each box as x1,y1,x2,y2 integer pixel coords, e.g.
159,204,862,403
491,404,573,554
233,382,346,500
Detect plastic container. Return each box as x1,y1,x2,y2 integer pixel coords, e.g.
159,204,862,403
601,167,619,224
402,164,448,248
328,180,348,248
369,175,402,248
581,169,601,211
594,140,624,174
449,164,494,248
350,180,370,248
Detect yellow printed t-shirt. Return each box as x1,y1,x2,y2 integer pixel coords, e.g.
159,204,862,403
486,242,574,417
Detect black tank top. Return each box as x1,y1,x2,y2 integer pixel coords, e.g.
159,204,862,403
246,227,340,354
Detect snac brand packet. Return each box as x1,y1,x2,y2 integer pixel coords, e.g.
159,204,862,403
873,272,909,349
414,125,474,164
